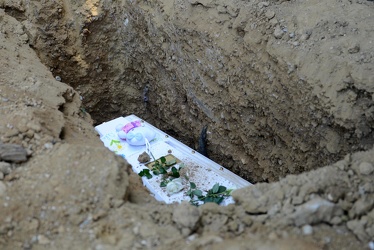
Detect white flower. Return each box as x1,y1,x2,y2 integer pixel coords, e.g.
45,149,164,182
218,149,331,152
166,178,184,194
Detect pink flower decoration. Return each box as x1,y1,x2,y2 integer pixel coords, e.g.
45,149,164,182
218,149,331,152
122,120,142,133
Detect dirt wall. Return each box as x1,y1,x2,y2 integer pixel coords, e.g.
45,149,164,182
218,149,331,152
2,0,372,182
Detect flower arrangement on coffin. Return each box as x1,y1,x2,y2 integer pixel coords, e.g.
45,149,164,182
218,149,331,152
115,120,155,146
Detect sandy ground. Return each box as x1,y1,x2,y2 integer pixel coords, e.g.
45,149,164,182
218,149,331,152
0,0,373,249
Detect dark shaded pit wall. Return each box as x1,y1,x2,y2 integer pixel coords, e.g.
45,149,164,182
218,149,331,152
5,0,373,182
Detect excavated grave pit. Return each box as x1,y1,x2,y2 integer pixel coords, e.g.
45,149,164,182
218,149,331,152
1,1,374,249
13,0,374,184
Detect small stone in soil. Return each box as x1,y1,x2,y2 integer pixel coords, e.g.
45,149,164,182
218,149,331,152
273,26,284,39
359,162,373,175
0,162,11,175
37,235,50,245
302,224,313,235
138,152,150,163
0,143,28,163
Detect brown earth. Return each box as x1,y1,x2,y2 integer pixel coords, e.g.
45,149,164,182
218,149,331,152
0,0,373,249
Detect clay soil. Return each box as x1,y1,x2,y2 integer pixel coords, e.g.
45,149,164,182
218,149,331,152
0,0,373,249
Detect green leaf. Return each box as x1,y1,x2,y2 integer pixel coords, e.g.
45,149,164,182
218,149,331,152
202,196,223,204
187,191,193,198
139,169,152,179
225,189,234,195
160,180,168,187
190,182,196,189
212,183,220,194
218,186,227,193
160,157,166,163
203,196,214,203
152,169,160,175
193,190,203,197
170,167,180,178
146,173,152,179
214,197,224,204
159,166,167,174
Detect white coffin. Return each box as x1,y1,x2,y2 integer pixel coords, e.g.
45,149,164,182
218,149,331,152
95,114,251,205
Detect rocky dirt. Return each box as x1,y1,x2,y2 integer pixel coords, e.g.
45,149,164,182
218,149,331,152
0,0,373,249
